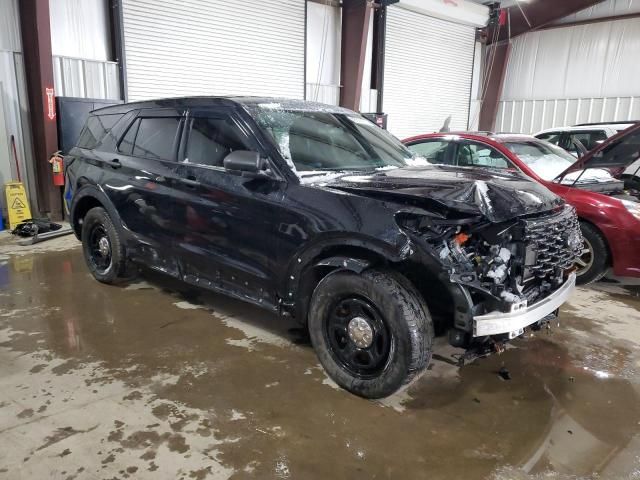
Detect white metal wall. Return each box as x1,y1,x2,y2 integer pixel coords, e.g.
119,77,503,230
0,0,37,215
306,1,341,105
498,17,640,133
122,0,306,101
49,0,113,61
53,56,121,100
50,0,120,100
383,5,476,139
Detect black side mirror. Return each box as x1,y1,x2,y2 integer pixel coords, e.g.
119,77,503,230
223,150,264,175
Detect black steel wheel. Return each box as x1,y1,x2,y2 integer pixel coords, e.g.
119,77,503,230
81,206,133,284
308,268,433,399
325,297,391,378
87,224,112,273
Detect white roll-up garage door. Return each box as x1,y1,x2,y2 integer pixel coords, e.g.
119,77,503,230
384,6,476,139
122,0,305,101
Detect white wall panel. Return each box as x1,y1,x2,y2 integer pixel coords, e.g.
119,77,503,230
555,0,640,25
498,17,640,133
306,2,341,104
502,18,640,100
497,97,640,134
0,52,37,212
49,0,112,61
0,0,21,52
53,56,121,100
122,0,305,101
384,5,476,139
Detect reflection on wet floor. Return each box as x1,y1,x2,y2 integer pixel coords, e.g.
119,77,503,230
1,244,640,479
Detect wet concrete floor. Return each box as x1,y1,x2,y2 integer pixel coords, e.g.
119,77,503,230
1,236,640,479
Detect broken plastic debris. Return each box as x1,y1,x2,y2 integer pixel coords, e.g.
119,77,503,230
497,367,511,381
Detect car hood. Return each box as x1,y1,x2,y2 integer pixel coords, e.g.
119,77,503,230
559,123,640,178
307,165,564,223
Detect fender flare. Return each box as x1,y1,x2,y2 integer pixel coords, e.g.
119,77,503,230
70,184,127,238
281,235,411,302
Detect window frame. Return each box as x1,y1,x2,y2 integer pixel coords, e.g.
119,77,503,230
179,108,258,171
116,109,184,162
535,131,562,145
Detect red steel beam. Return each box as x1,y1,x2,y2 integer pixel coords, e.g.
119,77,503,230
19,0,62,218
495,0,606,42
478,42,510,132
339,0,373,111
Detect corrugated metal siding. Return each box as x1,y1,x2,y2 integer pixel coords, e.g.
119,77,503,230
383,6,476,139
53,56,121,100
122,0,306,101
496,97,640,134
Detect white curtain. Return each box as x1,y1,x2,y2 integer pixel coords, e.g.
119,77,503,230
501,18,640,101
49,0,112,61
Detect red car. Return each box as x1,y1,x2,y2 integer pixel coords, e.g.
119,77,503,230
403,125,640,284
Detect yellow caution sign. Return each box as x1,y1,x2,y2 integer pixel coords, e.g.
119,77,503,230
4,182,32,230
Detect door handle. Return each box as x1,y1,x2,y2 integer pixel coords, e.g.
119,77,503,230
181,175,200,189
110,158,122,169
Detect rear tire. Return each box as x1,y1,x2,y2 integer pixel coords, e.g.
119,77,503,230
576,221,608,285
308,268,433,399
81,206,134,284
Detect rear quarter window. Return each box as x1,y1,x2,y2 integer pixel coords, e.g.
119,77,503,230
76,114,122,149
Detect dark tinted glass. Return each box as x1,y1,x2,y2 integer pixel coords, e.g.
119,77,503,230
77,114,122,149
536,132,561,145
590,128,640,168
119,119,139,155
456,142,513,169
570,131,608,150
407,141,450,164
132,117,181,161
185,116,251,167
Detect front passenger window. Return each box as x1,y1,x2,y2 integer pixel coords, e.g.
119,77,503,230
406,141,450,164
456,142,513,169
185,116,252,168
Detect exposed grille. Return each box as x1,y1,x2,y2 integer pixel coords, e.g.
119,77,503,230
523,206,582,279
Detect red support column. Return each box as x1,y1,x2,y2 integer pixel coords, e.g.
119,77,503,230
478,42,510,132
19,0,61,218
340,0,373,111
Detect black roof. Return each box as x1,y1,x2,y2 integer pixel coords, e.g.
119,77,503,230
90,96,354,115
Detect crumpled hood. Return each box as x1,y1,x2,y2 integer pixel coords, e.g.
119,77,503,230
314,165,564,223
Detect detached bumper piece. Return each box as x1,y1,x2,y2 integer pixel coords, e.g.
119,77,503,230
472,273,576,337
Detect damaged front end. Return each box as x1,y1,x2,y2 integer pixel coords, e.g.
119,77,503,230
400,204,582,350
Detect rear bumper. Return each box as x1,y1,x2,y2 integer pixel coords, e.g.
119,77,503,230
472,273,576,337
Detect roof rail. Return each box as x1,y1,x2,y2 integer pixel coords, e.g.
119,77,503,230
573,121,640,127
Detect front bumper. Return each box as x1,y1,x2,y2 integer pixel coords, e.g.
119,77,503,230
472,273,576,337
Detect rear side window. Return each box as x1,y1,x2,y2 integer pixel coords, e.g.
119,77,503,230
536,132,561,145
570,130,608,150
185,116,252,168
77,114,122,149
119,117,181,161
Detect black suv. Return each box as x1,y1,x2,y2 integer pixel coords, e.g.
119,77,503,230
66,97,581,398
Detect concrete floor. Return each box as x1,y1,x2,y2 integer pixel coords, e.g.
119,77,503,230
1,234,640,480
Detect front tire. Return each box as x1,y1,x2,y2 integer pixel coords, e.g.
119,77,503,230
308,268,433,399
576,221,609,285
81,206,133,284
